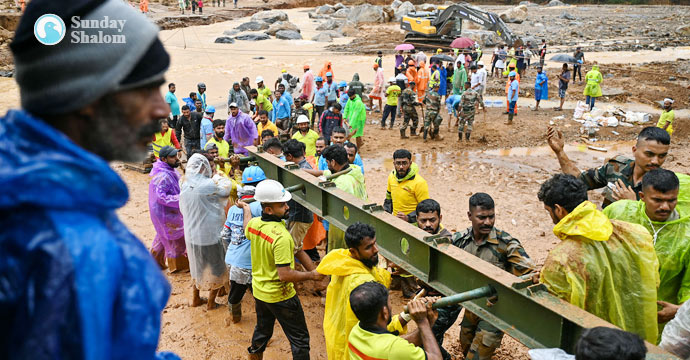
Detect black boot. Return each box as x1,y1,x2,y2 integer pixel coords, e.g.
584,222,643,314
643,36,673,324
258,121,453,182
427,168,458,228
400,128,409,139
458,132,463,141
465,131,471,141
434,128,443,140
410,127,417,136
423,128,428,142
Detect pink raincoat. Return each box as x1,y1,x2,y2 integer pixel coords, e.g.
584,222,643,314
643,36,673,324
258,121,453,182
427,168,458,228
148,159,186,259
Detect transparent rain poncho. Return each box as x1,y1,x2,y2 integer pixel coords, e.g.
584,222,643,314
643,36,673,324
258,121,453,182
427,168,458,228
179,154,232,290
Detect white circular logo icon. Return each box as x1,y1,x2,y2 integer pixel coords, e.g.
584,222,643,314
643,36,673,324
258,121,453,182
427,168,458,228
34,14,66,46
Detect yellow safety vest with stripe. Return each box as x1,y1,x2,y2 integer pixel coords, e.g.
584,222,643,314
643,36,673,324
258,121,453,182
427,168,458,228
152,130,173,158
348,323,426,360
429,69,441,88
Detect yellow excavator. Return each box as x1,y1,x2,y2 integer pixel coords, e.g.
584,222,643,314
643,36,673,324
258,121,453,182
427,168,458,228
400,3,522,49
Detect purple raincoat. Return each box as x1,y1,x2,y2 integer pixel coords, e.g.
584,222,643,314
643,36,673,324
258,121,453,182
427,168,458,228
149,159,186,258
224,110,258,156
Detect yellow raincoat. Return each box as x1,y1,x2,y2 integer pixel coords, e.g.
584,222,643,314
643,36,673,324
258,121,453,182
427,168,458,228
316,249,407,360
540,201,660,343
583,64,603,98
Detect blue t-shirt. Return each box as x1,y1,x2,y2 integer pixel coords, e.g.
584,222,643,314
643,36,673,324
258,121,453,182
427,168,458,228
224,201,263,269
272,96,292,120
339,92,349,110
509,80,519,102
313,86,327,106
283,92,294,107
165,91,181,116
182,97,196,111
318,151,364,174
200,117,213,149
325,82,338,101
446,95,462,116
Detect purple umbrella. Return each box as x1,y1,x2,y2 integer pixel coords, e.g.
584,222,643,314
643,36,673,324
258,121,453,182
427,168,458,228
450,37,475,49
395,43,415,51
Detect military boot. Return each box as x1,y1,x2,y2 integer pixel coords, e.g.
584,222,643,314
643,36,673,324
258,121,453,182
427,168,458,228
410,127,418,136
434,129,443,141
458,132,463,141
423,128,428,142
466,131,471,141
229,302,242,323
400,128,409,139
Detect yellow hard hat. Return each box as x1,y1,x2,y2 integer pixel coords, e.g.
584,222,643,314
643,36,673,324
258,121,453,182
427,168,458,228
281,69,287,73
436,48,442,54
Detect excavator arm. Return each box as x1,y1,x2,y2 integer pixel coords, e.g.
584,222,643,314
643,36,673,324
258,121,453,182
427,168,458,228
401,2,521,48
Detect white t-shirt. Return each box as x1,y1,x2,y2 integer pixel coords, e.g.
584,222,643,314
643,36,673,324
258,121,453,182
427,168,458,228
471,72,482,88
478,68,488,87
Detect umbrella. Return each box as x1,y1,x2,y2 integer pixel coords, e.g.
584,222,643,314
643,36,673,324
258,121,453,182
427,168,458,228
450,37,475,49
549,54,578,64
430,54,455,62
395,43,415,51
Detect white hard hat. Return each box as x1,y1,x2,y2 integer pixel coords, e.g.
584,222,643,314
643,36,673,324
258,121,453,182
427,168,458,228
477,61,484,67
254,179,292,203
256,76,264,83
296,115,310,124
388,76,396,83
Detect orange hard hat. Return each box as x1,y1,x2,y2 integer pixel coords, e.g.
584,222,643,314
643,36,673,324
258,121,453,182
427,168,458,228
303,64,310,70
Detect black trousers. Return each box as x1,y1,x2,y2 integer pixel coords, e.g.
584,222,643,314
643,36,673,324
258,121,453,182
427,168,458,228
381,104,397,127
168,115,178,130
249,295,310,359
573,65,582,81
228,280,250,305
313,105,325,126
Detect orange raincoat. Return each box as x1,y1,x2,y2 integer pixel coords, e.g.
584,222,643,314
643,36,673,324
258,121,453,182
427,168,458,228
406,66,417,85
319,61,335,79
416,61,429,100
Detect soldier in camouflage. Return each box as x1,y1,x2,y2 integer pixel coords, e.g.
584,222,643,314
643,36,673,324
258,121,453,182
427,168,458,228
456,81,484,141
423,82,443,142
399,81,420,138
437,193,535,360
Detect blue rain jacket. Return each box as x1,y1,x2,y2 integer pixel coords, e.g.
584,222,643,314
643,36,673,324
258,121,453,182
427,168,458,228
0,109,178,360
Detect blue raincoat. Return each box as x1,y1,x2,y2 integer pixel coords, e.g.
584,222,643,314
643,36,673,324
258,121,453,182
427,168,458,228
0,110,177,360
438,66,448,96
535,71,549,101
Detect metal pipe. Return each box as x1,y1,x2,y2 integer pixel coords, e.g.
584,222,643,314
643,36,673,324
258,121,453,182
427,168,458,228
403,285,495,313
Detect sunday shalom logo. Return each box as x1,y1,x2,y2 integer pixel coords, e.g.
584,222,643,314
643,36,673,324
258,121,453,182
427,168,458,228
70,16,127,43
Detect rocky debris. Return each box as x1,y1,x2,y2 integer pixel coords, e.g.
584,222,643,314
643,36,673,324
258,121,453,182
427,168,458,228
333,8,351,18
462,30,500,47
312,32,333,42
391,0,402,11
547,0,565,6
316,4,335,14
214,36,236,44
560,12,575,20
601,87,627,96
333,3,346,10
266,21,300,35
316,18,343,31
223,29,239,36
308,12,330,19
319,30,344,39
519,1,538,7
275,30,303,40
347,4,385,24
393,1,416,21
420,3,437,11
0,69,12,77
499,5,528,24
341,23,358,37
250,10,288,24
235,32,271,41
677,25,690,36
235,21,268,31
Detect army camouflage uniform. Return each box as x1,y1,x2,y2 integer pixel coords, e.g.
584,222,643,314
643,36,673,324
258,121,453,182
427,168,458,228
578,155,639,208
282,106,307,141
457,89,480,140
431,227,535,360
399,87,420,136
423,89,443,140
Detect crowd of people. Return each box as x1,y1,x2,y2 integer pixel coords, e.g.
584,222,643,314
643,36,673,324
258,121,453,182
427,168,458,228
2,1,686,360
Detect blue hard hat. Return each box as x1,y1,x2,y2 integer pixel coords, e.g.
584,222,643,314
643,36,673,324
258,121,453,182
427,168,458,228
242,166,266,184
206,105,216,113
326,72,333,77
338,81,347,87
509,71,516,77
315,76,323,82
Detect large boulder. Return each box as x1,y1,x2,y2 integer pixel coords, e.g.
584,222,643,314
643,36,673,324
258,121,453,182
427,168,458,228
340,23,358,36
320,30,344,39
560,11,575,20
462,30,500,47
420,3,437,11
235,32,271,41
266,21,300,35
393,1,415,21
308,12,330,19
251,10,288,24
214,36,235,44
499,5,527,24
347,4,385,24
333,3,346,10
235,21,269,31
316,18,343,31
677,24,690,36
275,30,303,40
315,4,335,14
391,0,402,10
547,0,565,6
312,32,333,42
333,8,351,18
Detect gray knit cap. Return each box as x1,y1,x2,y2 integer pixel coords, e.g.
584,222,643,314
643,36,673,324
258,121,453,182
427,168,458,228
12,0,166,116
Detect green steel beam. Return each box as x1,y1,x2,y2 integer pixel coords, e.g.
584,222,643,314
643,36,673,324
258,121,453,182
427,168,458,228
246,146,677,359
